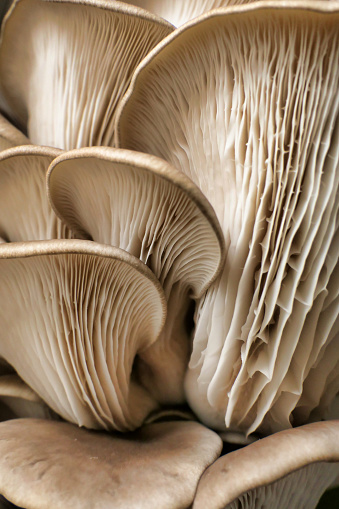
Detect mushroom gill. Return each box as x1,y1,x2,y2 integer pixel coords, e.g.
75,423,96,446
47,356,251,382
0,145,72,241
47,147,225,404
0,240,166,431
0,0,173,150
116,1,339,434
121,0,254,27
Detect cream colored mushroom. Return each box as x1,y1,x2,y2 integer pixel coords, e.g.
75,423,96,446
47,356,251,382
47,147,225,404
116,0,339,434
0,239,166,431
194,420,339,509
0,145,73,241
0,0,173,150
0,418,222,509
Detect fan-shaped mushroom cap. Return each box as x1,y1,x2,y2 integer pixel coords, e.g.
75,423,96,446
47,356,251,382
47,147,225,403
0,239,166,431
0,374,53,421
117,0,339,434
0,145,73,241
194,420,339,509
0,0,173,150
0,418,222,509
0,113,29,151
121,0,254,27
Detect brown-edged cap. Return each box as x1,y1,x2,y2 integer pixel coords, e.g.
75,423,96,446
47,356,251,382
47,146,225,404
0,239,166,431
0,418,222,508
194,420,339,509
0,0,173,149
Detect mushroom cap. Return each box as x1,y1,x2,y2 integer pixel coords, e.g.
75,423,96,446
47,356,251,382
0,239,166,431
0,145,73,241
47,146,225,404
47,147,225,298
117,0,339,434
0,112,29,151
0,418,222,509
193,420,339,509
0,0,173,149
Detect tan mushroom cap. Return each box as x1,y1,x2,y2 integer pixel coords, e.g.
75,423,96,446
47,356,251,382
0,145,73,241
47,147,225,404
194,420,339,509
121,0,255,27
0,113,29,151
0,418,222,509
117,0,339,434
0,0,173,150
47,147,225,296
0,239,166,431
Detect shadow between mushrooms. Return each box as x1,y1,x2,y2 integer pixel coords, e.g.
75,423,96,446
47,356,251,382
0,112,29,151
0,239,166,431
116,0,339,434
0,374,53,422
0,0,173,149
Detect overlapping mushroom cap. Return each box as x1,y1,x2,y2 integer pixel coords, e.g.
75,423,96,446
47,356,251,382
47,147,225,403
0,0,337,507
0,145,73,241
117,0,339,434
0,418,223,509
0,240,166,431
0,0,173,149
194,420,339,509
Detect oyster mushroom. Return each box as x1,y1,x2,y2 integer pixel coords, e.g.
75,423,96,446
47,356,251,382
0,0,173,150
0,239,166,431
0,418,222,509
0,145,72,241
116,0,339,434
194,420,339,509
47,147,225,404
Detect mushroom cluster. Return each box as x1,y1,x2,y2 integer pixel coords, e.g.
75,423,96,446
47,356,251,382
0,0,338,508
